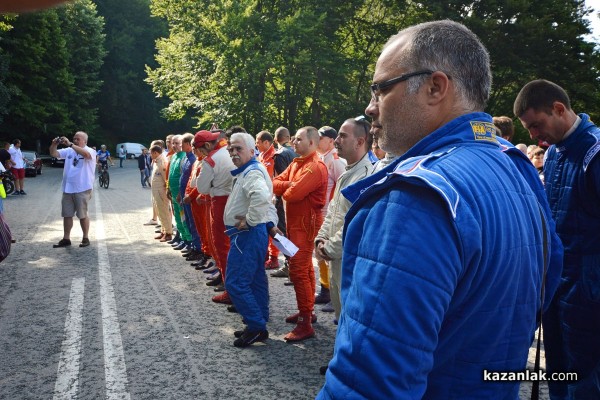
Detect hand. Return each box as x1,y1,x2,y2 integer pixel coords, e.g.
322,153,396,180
234,215,248,230
269,226,283,238
182,195,191,205
315,240,332,261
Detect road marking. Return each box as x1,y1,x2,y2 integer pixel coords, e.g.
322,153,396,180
95,194,131,400
53,277,85,400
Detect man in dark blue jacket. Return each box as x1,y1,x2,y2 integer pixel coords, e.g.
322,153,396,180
515,79,600,400
318,20,561,400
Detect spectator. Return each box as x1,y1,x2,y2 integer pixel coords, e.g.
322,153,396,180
224,132,278,347
137,148,150,188
8,139,26,195
492,115,515,142
371,137,386,160
531,146,545,180
318,20,554,399
273,126,327,342
515,79,600,399
515,143,528,155
269,127,298,279
118,144,126,168
49,132,96,248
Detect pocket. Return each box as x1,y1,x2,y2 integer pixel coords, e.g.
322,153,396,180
581,254,600,302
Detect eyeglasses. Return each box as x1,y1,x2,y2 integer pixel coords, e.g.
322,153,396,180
354,115,371,137
370,70,433,102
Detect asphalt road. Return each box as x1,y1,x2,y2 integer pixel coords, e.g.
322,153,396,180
0,160,549,399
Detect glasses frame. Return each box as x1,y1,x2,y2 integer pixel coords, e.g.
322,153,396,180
370,70,434,102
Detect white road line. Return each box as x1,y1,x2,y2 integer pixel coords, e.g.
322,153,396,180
53,277,85,400
95,193,131,400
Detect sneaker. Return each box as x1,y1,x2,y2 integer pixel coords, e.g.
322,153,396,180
321,302,334,313
143,219,158,226
19,190,26,195
234,327,247,338
173,242,186,251
319,365,328,375
227,305,238,313
233,329,268,348
167,237,179,245
213,284,225,292
11,191,20,196
53,238,71,248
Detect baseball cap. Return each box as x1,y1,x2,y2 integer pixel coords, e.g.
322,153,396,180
194,130,220,146
318,126,337,139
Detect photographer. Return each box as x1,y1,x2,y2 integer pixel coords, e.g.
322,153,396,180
49,131,96,248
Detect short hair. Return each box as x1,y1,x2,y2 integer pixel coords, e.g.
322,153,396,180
150,145,162,154
12,139,20,145
150,139,164,149
257,130,273,143
182,132,194,144
230,132,255,151
226,125,246,139
166,134,174,141
388,20,491,111
492,116,514,141
533,147,545,157
75,131,88,144
344,117,373,149
275,127,290,142
513,79,571,117
301,126,319,142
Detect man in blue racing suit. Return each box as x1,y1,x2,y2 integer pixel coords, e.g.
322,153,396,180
317,20,562,400
515,79,600,400
96,144,113,171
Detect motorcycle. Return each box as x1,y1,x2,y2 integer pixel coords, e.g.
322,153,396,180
0,170,15,195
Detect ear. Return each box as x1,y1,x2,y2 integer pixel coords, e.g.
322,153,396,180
425,71,451,106
552,101,566,116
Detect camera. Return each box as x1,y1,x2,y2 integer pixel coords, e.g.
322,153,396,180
53,137,64,145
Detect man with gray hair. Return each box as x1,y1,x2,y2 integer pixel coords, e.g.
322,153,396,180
49,131,96,248
318,20,556,398
224,132,278,347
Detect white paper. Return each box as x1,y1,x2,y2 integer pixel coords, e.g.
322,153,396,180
272,233,299,257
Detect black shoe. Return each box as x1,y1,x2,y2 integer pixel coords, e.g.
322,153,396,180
186,252,202,262
319,365,328,375
234,327,247,338
79,238,90,247
233,329,268,348
213,283,226,292
181,248,193,256
227,305,238,313
19,190,26,195
206,275,223,286
167,237,179,245
53,238,71,248
284,279,294,286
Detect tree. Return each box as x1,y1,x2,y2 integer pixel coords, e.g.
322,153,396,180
57,0,107,139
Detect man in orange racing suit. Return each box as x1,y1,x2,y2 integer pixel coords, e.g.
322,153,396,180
273,126,328,342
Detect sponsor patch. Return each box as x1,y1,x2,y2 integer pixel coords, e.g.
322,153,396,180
470,121,497,142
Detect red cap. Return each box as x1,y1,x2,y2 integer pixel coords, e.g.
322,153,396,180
194,130,220,146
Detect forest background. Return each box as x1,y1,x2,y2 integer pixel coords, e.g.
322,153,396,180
0,0,599,152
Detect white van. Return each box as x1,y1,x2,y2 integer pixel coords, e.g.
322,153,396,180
116,143,146,159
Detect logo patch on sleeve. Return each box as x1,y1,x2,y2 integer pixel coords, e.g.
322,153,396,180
470,121,498,142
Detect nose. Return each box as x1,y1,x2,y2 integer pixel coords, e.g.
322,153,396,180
365,97,378,119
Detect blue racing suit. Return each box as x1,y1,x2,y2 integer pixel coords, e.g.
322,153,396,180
318,112,561,399
542,113,600,400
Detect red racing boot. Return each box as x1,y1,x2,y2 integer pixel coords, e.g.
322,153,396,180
212,291,232,304
284,313,315,342
264,255,279,270
285,312,317,324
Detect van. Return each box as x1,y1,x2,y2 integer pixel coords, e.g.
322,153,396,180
116,142,146,159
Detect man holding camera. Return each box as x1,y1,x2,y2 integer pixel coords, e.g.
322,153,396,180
49,131,96,248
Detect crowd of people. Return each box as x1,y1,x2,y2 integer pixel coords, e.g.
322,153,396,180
1,18,599,399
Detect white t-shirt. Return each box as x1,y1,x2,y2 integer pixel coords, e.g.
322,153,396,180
57,146,96,193
8,146,24,169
